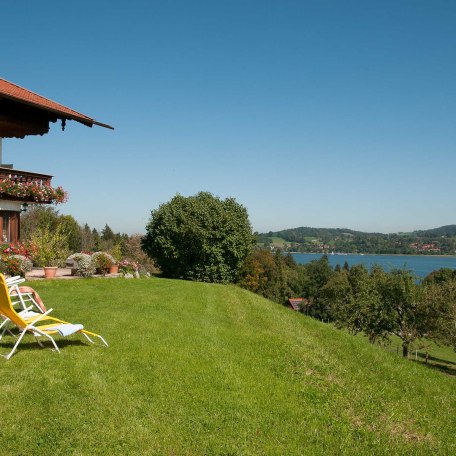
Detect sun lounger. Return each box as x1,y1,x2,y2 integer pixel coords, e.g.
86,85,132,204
0,274,108,359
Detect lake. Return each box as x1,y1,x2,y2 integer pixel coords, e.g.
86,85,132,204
291,253,456,278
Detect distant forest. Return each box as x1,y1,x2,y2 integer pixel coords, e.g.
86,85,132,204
257,225,456,255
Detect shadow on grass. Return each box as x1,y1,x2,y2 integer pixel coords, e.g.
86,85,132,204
0,337,91,357
416,352,456,366
411,358,456,377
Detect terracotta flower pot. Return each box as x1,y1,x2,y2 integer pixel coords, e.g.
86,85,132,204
109,265,119,274
44,266,58,279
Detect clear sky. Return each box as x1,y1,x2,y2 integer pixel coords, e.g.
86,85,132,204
1,0,455,234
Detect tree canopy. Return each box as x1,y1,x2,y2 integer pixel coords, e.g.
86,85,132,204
238,249,456,356
142,192,255,283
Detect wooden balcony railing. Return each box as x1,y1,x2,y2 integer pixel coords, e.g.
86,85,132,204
0,166,65,204
0,166,53,186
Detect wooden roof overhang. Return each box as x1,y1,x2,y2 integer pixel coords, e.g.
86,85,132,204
0,78,113,138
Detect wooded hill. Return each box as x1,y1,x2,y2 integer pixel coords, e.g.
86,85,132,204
258,225,456,255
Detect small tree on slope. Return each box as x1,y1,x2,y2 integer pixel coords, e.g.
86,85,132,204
142,192,255,283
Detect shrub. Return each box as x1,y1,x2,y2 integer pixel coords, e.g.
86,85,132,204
109,243,122,263
119,260,140,276
30,223,70,267
0,241,36,278
67,253,95,277
1,254,33,277
0,241,37,261
142,192,254,283
91,252,115,272
122,234,158,274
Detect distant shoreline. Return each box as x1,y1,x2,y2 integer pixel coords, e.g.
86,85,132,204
291,252,456,278
290,252,456,258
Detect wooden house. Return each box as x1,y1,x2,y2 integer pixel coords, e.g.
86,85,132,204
0,77,112,242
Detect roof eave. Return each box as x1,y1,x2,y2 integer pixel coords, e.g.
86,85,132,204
0,92,114,130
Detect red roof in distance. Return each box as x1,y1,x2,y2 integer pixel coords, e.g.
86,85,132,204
288,298,304,311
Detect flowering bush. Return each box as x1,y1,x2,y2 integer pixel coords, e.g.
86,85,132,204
0,241,37,262
92,252,115,273
119,260,140,276
1,255,33,277
0,178,68,204
122,234,158,274
0,241,36,277
67,253,94,277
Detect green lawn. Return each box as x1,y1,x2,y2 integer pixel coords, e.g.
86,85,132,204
0,278,455,455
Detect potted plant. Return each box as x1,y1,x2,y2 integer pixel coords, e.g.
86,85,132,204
91,252,115,276
30,224,70,279
109,263,119,274
108,243,122,274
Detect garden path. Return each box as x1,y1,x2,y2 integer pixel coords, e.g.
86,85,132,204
25,268,120,280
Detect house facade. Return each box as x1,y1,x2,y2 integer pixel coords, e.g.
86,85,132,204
0,78,112,242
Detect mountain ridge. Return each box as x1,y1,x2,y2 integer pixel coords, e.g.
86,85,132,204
262,224,456,237
258,225,456,255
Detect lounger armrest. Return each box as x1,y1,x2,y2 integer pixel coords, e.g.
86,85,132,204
6,276,21,284
7,278,26,289
26,308,53,329
8,284,29,311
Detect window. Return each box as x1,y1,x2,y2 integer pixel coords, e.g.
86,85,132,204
2,213,9,242
0,211,19,243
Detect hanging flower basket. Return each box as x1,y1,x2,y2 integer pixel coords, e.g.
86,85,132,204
0,178,68,204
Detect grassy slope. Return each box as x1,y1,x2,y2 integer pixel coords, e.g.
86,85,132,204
0,278,455,455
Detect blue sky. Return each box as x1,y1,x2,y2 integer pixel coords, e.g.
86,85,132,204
1,0,455,234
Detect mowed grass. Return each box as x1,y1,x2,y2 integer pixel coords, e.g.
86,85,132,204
0,278,455,455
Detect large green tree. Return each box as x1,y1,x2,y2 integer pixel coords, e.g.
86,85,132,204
239,249,307,303
319,270,353,326
142,192,255,283
421,278,456,350
20,206,81,252
302,255,335,320
81,223,95,251
59,215,82,252
20,206,60,240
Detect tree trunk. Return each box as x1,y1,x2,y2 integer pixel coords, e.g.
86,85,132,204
402,343,409,358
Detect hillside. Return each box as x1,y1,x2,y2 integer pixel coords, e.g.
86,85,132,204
0,278,455,454
414,224,456,237
259,225,456,254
